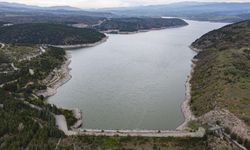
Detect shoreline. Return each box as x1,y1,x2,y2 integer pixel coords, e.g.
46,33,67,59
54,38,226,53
51,37,108,50
36,52,83,133
43,34,201,135
36,36,108,98
36,53,72,98
176,57,197,130
101,24,188,35
176,45,200,130
37,37,109,133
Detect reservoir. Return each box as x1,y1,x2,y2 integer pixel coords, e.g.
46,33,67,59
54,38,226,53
49,20,227,130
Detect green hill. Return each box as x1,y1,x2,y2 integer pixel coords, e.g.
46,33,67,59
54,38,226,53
0,23,106,45
192,21,250,50
191,20,250,125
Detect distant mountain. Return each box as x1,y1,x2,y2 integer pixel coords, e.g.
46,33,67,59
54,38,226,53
1,1,250,23
0,2,39,10
45,6,82,11
97,2,250,22
0,2,81,11
0,2,113,26
0,2,113,17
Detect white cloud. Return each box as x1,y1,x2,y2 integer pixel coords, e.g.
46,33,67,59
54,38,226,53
0,0,250,8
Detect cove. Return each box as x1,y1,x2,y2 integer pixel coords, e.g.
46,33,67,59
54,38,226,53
49,20,227,130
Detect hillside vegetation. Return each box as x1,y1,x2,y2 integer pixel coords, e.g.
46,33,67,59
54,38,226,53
0,23,105,45
0,44,67,149
95,18,188,32
191,20,250,125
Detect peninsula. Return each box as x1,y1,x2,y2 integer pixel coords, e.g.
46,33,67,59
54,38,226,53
94,17,188,33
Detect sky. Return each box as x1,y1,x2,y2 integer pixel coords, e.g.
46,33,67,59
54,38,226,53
0,0,250,8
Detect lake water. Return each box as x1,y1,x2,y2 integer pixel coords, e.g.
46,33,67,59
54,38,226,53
49,20,227,130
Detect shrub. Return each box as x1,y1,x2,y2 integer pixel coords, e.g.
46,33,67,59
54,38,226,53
244,139,250,149
230,132,237,140
224,127,231,134
216,120,221,125
237,136,244,145
187,121,199,131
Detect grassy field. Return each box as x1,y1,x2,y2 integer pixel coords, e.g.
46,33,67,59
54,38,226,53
190,20,250,125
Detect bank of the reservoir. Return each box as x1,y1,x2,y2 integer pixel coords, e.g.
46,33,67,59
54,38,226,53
48,20,227,130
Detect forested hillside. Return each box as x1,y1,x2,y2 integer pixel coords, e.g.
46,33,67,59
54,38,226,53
95,18,188,32
0,23,106,45
0,45,67,149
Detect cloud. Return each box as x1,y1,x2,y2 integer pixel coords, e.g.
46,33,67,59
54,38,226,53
0,0,249,8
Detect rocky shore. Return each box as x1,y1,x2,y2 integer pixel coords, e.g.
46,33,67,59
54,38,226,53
37,37,110,133
39,53,85,132
71,108,83,129
36,53,72,98
177,58,197,130
37,36,108,98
